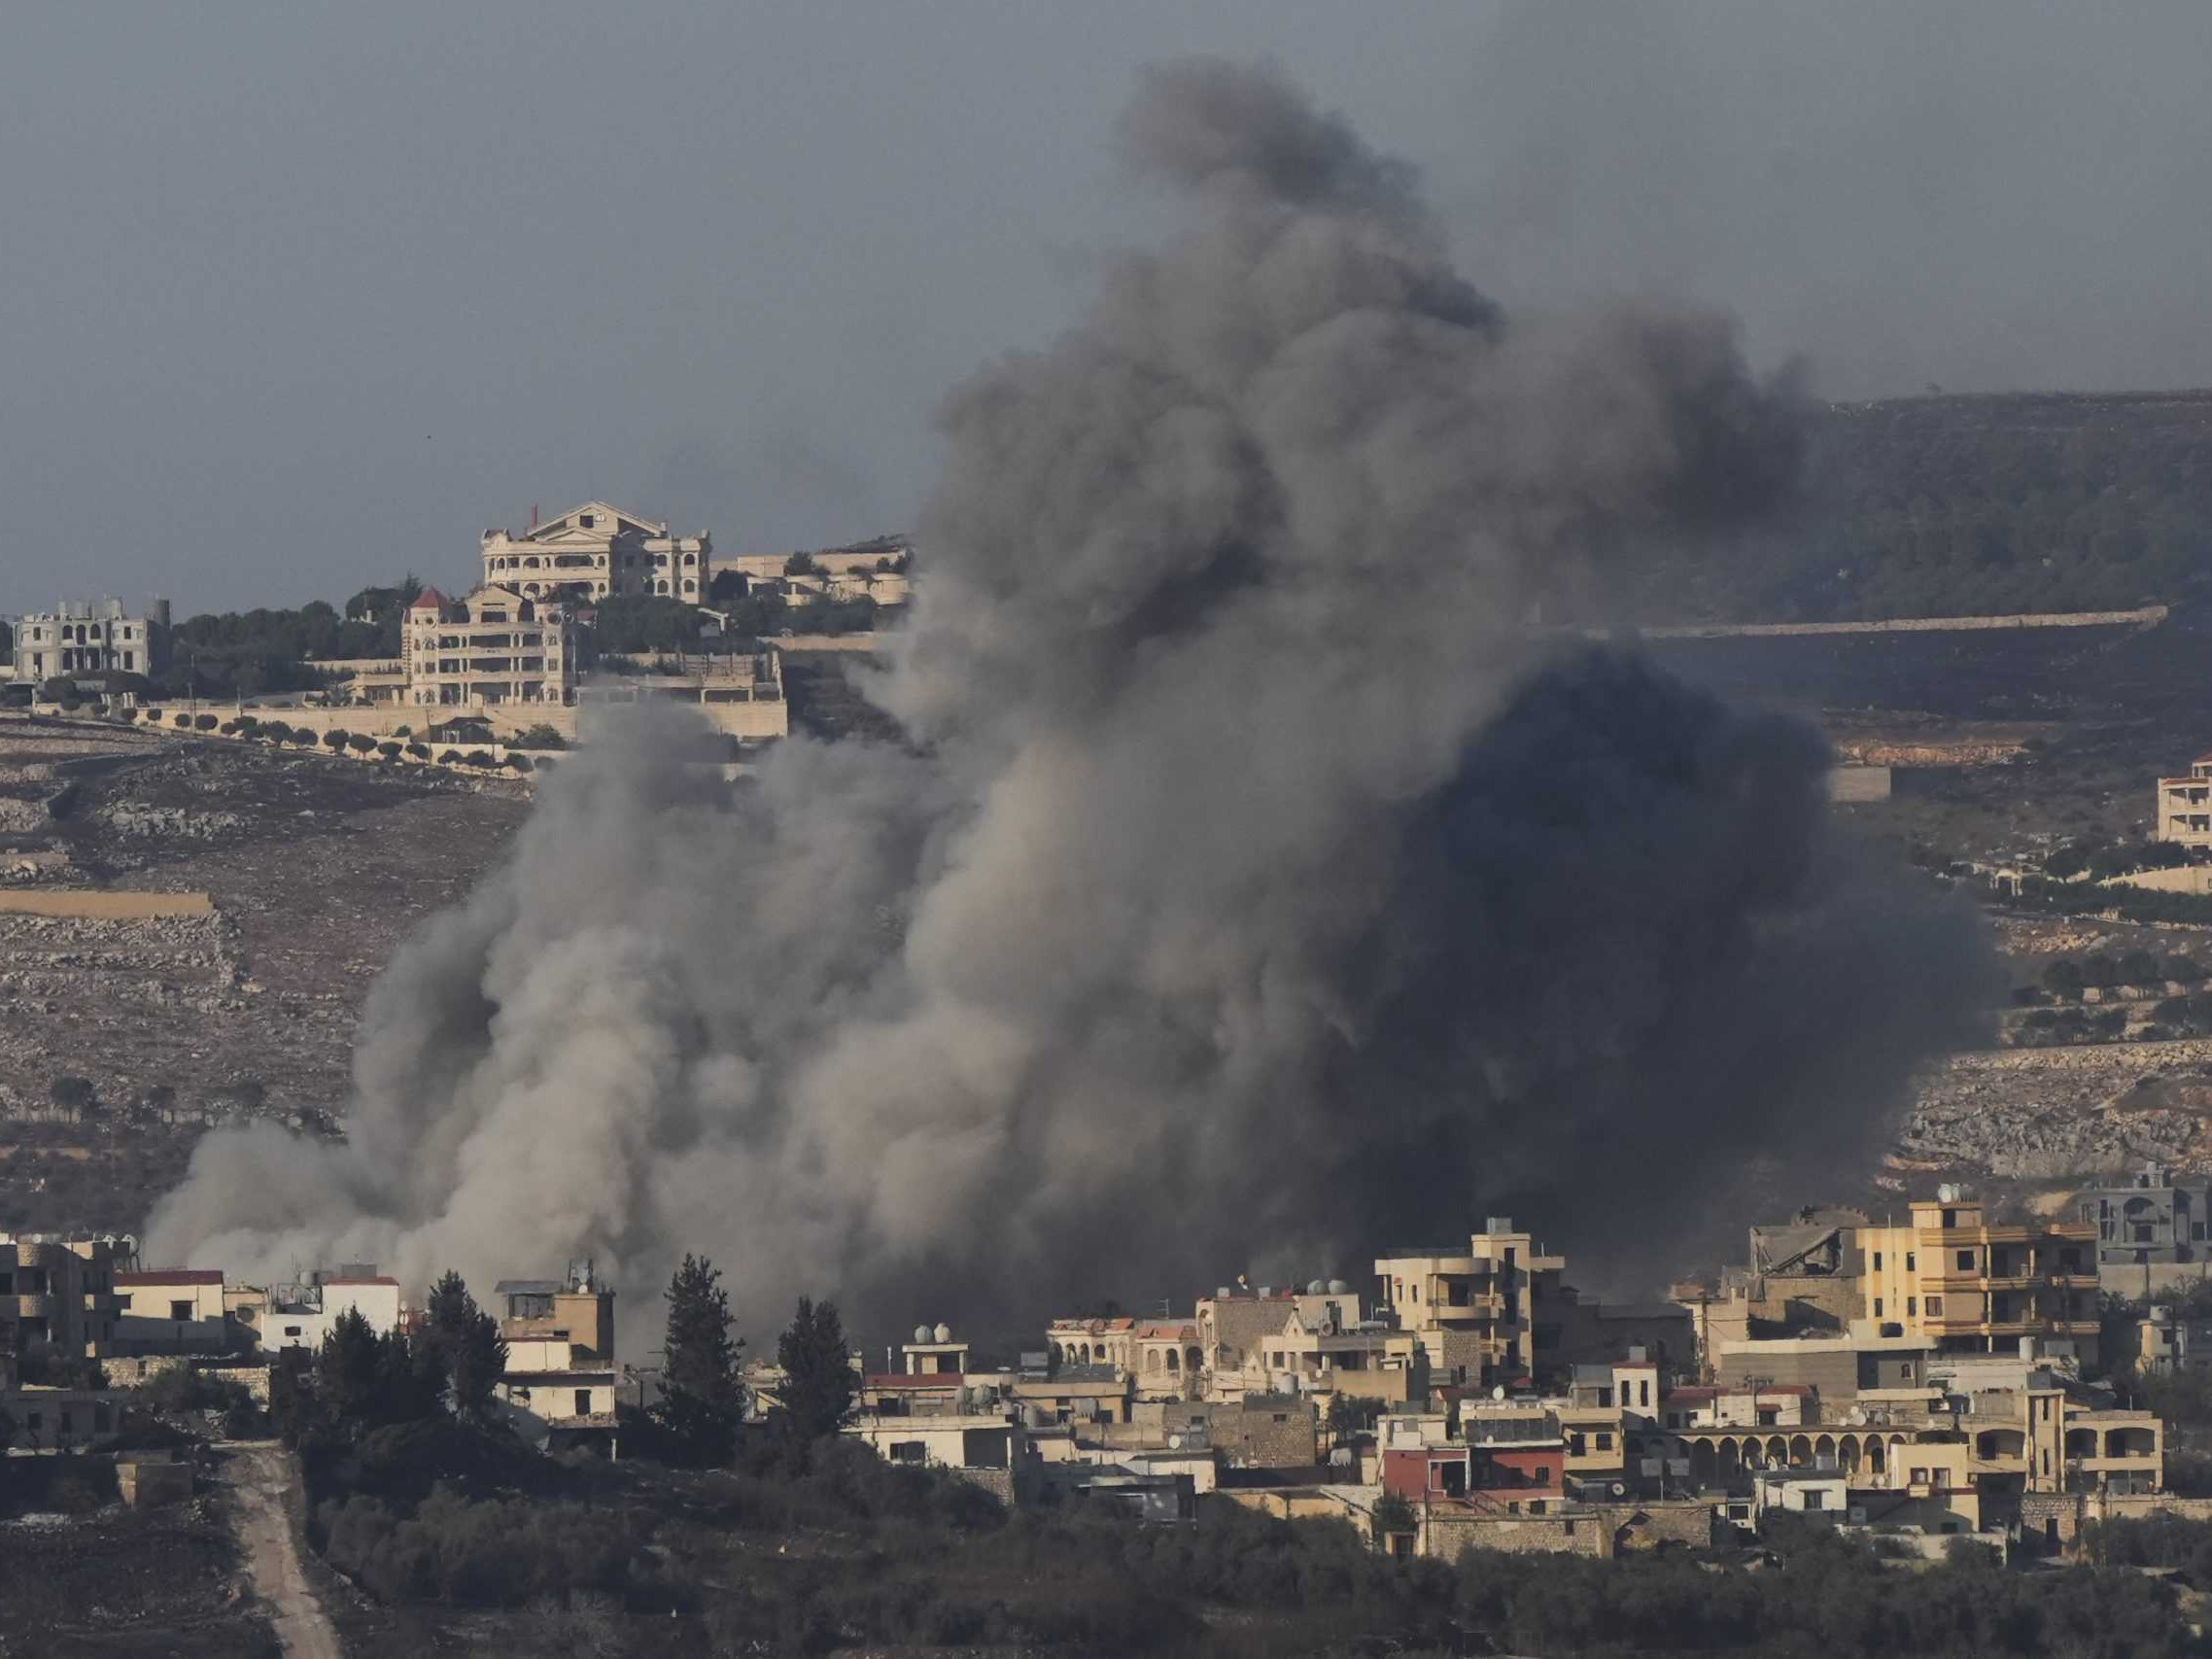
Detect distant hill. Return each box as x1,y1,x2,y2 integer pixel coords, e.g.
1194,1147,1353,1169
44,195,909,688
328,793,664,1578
1642,391,2212,624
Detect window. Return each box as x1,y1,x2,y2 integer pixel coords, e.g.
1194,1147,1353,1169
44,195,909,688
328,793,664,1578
1570,1432,1586,1455
1925,1298,1942,1317
1639,1379,1650,1407
1874,1298,1884,1317
284,1325,301,1337
890,1440,926,1465
1906,1253,1916,1271
169,1299,192,1321
1907,1298,1917,1317
579,514,596,529
1874,1251,1883,1269
574,1389,592,1417
1758,1408,1779,1427
1594,1433,1612,1451
1957,1250,1976,1271
1942,1209,1958,1229
1804,1488,1825,1510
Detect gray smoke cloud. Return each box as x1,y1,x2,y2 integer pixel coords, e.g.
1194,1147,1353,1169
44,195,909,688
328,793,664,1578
148,60,1987,1341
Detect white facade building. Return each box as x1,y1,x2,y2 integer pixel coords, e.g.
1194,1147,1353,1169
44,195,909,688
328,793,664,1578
12,599,171,682
481,501,710,603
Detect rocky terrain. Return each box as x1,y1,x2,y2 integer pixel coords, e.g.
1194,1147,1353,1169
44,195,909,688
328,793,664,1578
0,711,526,1232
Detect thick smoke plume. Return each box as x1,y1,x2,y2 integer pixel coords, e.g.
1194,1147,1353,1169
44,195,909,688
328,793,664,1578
149,61,1987,1339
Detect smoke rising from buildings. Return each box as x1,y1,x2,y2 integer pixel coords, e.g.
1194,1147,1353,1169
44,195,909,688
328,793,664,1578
148,60,1988,1336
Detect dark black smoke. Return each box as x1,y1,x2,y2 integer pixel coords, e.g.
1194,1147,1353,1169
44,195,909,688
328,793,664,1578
151,60,1985,1337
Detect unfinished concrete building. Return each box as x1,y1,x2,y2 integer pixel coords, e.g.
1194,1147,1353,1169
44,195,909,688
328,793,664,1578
0,1231,123,1359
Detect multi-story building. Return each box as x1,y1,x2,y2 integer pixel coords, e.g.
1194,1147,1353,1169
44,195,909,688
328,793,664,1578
1375,1219,1690,1391
1376,1220,1563,1389
1856,1190,2100,1365
0,1232,123,1358
481,501,711,603
493,1263,619,1454
400,584,583,709
2075,1163,2212,1296
12,599,170,682
2156,756,2212,847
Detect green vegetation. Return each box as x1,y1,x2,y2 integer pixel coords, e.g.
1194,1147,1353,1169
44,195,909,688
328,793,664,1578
652,1255,745,1468
164,577,421,699
1644,393,2212,623
776,1296,855,1454
1989,876,2212,929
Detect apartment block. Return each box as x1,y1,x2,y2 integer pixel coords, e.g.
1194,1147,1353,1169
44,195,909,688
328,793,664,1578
401,584,584,709
1857,1190,2100,1365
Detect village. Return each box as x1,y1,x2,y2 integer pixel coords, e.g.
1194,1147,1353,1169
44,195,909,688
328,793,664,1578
9,1162,2212,1576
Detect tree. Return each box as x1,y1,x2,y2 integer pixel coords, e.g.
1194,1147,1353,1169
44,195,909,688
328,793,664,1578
424,1270,506,1419
193,713,218,731
317,1306,387,1427
322,728,348,750
347,732,376,754
777,1296,853,1450
377,742,401,761
1371,1490,1415,1547
2042,958,2084,998
656,1256,743,1466
406,743,430,760
783,550,821,576
49,1075,96,1118
463,749,493,769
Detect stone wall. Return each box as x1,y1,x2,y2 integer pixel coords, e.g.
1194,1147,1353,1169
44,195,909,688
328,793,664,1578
1214,1398,1319,1469
1422,1507,1609,1560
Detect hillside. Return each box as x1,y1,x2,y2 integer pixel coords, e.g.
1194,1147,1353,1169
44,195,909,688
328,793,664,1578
1646,391,2212,624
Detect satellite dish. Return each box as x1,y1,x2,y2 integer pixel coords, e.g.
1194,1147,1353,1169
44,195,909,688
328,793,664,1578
1167,1433,1184,1450
1610,1481,1628,1498
1492,1384,1507,1400
1328,1279,1349,1295
914,1324,932,1344
934,1323,951,1344
1307,1279,1327,1295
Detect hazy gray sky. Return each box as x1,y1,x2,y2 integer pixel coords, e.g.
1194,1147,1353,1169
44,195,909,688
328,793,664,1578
5,2,2208,614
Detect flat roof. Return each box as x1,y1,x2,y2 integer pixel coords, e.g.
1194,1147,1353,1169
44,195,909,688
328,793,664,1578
117,1269,223,1286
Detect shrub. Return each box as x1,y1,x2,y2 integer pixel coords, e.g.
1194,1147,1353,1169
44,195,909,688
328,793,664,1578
406,743,430,760
173,713,191,729
463,749,492,769
347,733,376,753
378,742,402,761
322,729,348,750
439,749,462,765
193,713,218,731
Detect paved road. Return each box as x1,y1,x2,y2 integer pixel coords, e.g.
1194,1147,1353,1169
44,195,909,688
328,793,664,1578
223,1442,343,1659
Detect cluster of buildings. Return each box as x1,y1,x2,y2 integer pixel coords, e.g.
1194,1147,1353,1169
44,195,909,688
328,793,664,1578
832,1189,2189,1562
3,502,911,745
11,1172,2210,1564
0,1234,618,1457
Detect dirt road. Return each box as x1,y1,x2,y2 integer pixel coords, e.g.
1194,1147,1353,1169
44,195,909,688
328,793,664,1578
224,1442,343,1659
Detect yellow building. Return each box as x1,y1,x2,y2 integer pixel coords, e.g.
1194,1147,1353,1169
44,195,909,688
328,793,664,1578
1855,1192,2100,1364
1376,1218,1567,1388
